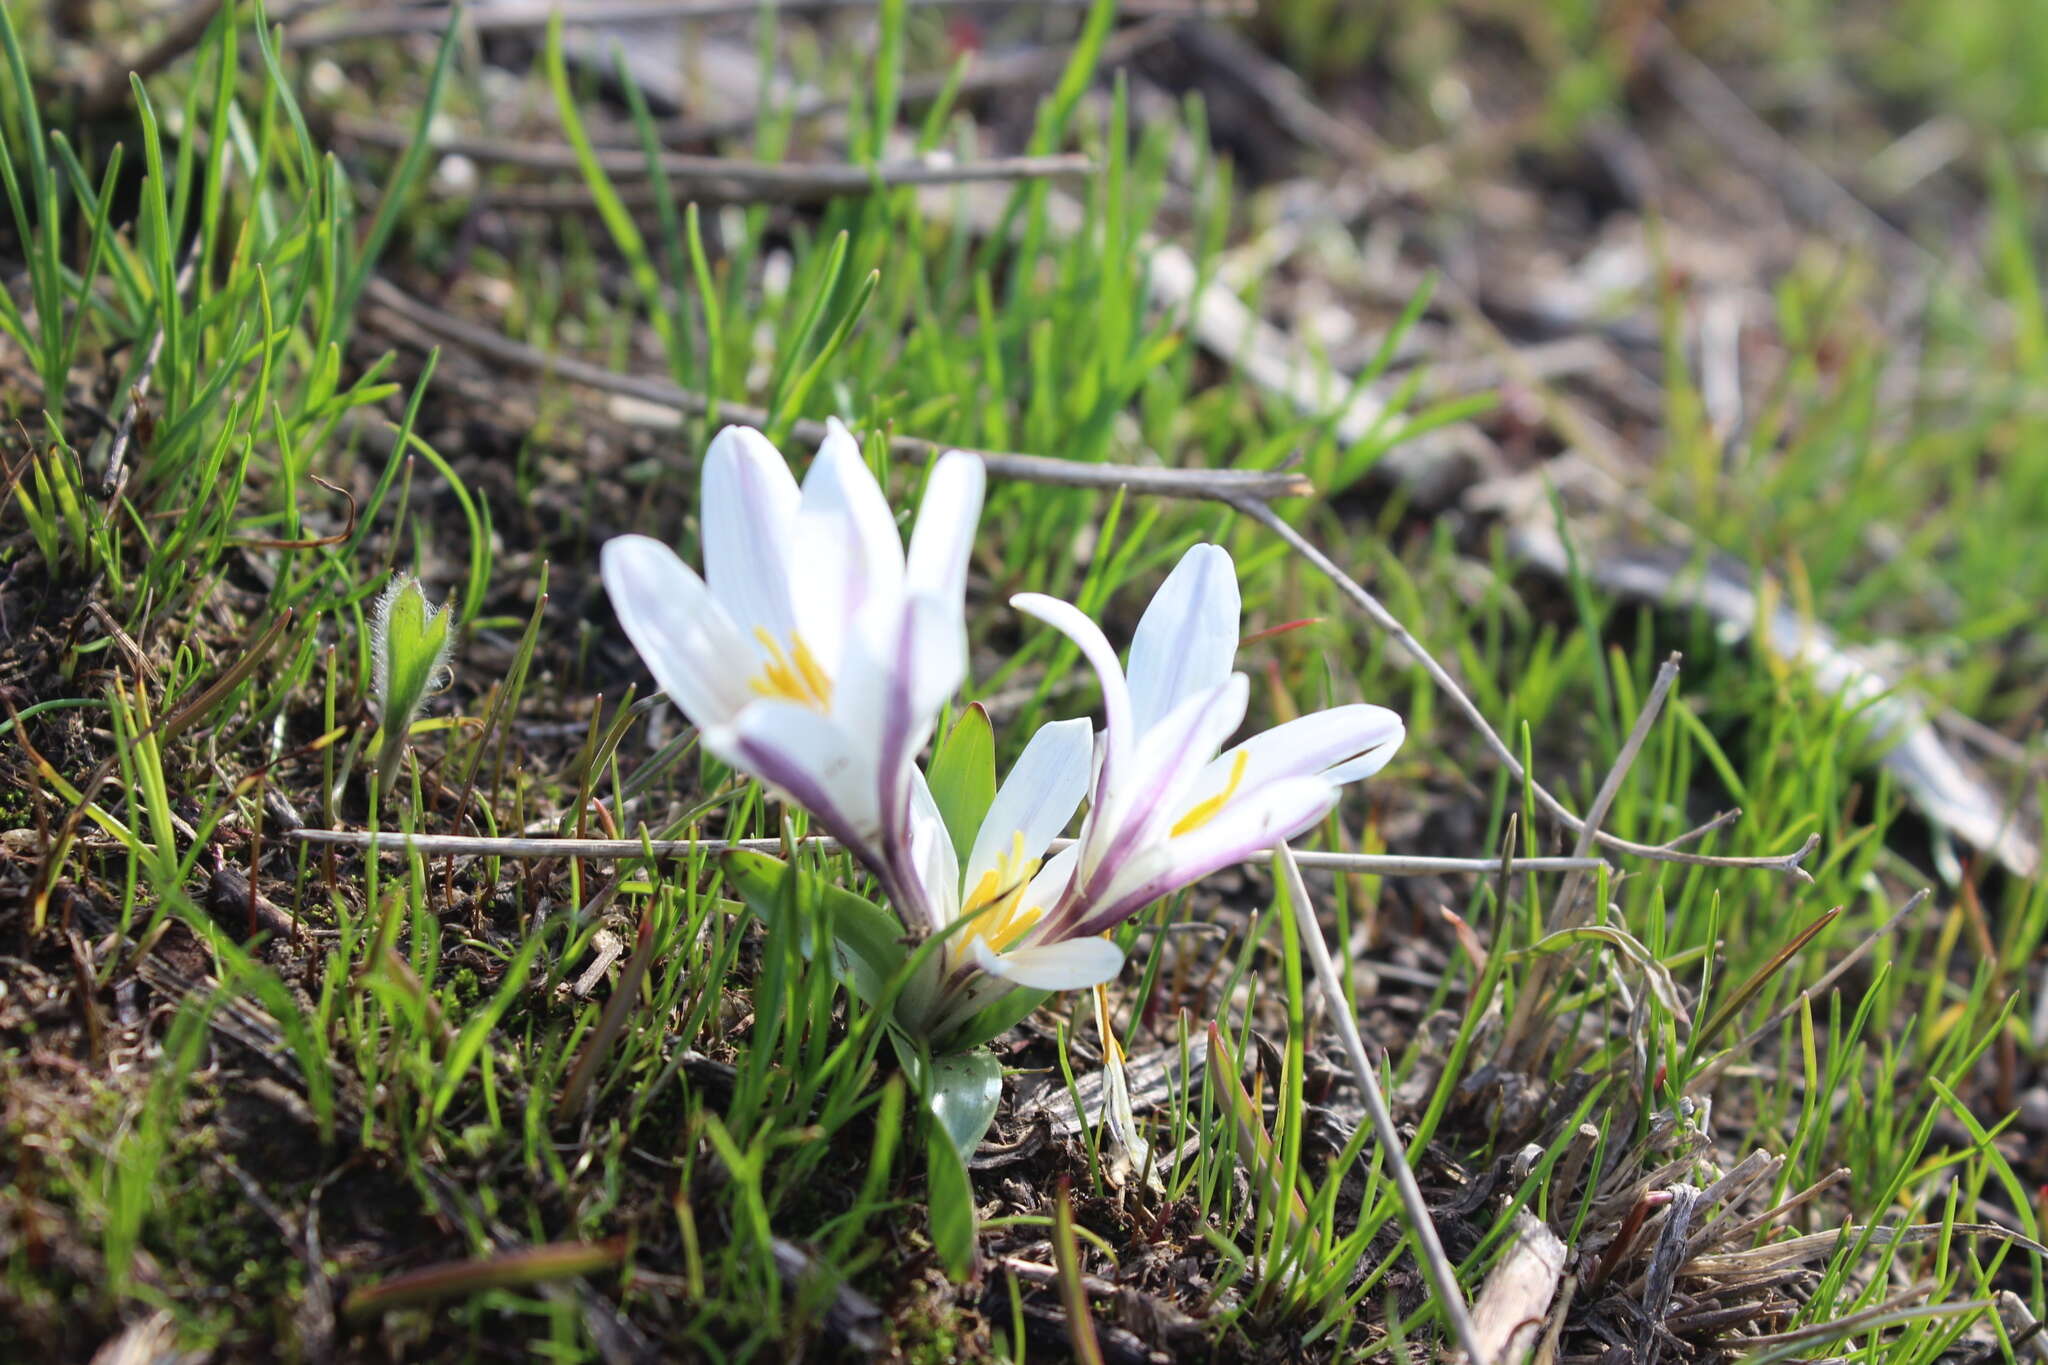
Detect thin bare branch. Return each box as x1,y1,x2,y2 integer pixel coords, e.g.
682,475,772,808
1550,652,1685,928
1275,842,1489,1365
1686,1167,1849,1257
1508,526,2038,878
288,827,1604,877
333,116,1092,203
650,16,1180,145
1659,807,1742,849
288,0,1243,46
362,277,1312,503
1499,653,1686,1062
1229,495,1818,879
1737,1289,1989,1348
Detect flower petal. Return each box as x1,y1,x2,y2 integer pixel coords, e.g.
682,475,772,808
712,702,883,864
904,451,986,609
1011,591,1136,793
701,425,801,638
1126,543,1240,735
898,593,971,724
900,768,959,936
970,935,1125,991
844,592,972,878
1071,674,1248,910
1208,704,1405,793
1321,722,1405,782
1021,841,1082,914
965,718,1093,888
794,418,904,666
1125,673,1251,821
1079,776,1338,936
600,535,755,729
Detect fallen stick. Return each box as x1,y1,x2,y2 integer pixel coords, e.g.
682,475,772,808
1234,495,1821,879
1275,842,1490,1364
288,0,1244,46
289,827,1606,876
334,116,1093,204
363,276,1312,504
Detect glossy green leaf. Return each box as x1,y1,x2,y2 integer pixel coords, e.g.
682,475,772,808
924,1130,977,1282
926,703,996,866
725,849,908,1005
939,986,1050,1054
925,1048,1003,1161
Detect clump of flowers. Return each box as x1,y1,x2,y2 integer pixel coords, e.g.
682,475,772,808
602,422,1403,1166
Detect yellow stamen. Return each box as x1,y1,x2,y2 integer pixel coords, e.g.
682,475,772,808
747,626,833,711
962,830,1044,954
1170,748,1250,838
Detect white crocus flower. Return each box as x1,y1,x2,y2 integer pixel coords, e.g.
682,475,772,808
892,717,1119,1037
961,542,1403,993
601,421,984,901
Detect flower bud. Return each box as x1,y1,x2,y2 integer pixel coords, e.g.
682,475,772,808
370,575,454,782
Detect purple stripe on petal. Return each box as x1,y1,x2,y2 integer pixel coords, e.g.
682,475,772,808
1065,777,1337,938
1092,675,1247,885
717,714,888,882
1043,676,1246,941
875,609,921,885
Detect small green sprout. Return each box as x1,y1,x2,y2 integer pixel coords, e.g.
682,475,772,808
370,574,455,791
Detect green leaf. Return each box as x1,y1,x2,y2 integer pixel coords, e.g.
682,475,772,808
373,576,453,723
925,1048,1003,1161
926,704,996,867
924,1131,977,1281
725,850,908,1004
333,4,460,342
939,986,1050,1054
1205,1022,1315,1240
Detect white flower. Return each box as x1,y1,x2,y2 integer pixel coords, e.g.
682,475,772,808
971,542,1403,990
893,717,1121,1036
601,421,984,898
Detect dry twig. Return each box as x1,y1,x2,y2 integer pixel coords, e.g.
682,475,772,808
1509,528,2039,879
289,826,1604,877
1471,1211,1566,1365
1274,841,1488,1364
288,0,1243,46
363,276,1312,503
334,115,1092,203
1230,496,1819,879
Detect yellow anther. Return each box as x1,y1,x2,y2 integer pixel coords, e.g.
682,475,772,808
962,830,1044,954
1170,748,1250,838
747,626,833,711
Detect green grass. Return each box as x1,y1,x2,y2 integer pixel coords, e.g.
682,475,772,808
1,0,2044,1360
